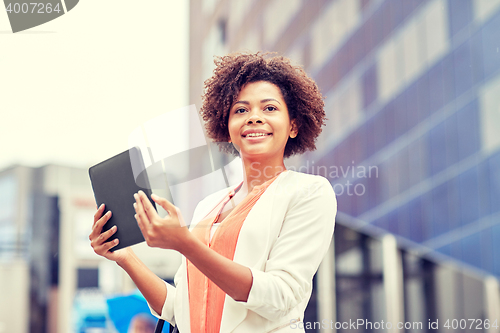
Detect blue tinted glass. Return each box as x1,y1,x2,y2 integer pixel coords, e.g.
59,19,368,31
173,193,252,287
335,185,352,215
366,169,380,210
398,149,410,193
362,65,378,109
470,31,484,84
447,0,472,37
477,160,490,217
461,233,481,269
408,197,424,242
492,224,500,276
436,244,452,256
488,151,500,214
397,202,410,238
458,166,480,226
441,54,457,106
390,0,405,30
428,122,447,176
480,229,493,271
421,191,434,241
481,12,500,78
351,29,365,69
454,40,474,97
353,178,369,216
456,100,480,161
351,131,365,166
405,83,420,130
363,16,375,54
451,240,463,261
387,210,399,234
427,61,446,114
374,110,387,151
365,118,376,159
417,74,431,122
373,214,388,230
393,93,407,138
445,113,459,167
385,103,396,144
432,182,450,236
447,177,461,230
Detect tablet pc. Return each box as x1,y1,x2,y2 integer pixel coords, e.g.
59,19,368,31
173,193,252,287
88,147,156,251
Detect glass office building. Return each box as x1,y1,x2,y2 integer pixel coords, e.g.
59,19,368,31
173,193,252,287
189,0,500,331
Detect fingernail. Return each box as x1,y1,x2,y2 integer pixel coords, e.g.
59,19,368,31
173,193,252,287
112,225,117,231
114,239,119,244
151,194,158,199
133,203,137,209
99,203,104,209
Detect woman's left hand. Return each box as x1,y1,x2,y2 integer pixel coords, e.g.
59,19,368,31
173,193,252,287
133,190,190,251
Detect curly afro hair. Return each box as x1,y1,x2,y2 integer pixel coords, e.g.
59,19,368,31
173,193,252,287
200,52,326,158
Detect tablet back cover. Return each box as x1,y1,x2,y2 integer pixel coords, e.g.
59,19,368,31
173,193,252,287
88,147,156,251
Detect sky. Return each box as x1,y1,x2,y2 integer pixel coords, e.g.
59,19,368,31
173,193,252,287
0,0,189,171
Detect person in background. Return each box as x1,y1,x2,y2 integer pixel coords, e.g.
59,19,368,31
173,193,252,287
128,314,156,333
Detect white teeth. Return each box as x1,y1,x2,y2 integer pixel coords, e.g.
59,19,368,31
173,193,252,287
246,133,268,137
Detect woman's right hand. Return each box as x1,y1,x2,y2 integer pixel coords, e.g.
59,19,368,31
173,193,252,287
89,204,132,264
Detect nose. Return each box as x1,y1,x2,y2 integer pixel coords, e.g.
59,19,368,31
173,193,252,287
246,110,264,125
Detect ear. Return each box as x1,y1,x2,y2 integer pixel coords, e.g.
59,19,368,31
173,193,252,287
289,119,298,139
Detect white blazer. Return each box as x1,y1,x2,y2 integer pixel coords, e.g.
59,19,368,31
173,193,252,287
150,171,337,333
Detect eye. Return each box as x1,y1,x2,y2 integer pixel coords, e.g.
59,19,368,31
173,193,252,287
234,107,247,114
264,106,277,112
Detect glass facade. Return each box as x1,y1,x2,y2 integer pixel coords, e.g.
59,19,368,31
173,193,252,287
305,0,500,277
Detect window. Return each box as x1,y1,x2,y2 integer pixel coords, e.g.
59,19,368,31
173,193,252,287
362,64,378,109
445,113,459,167
431,182,450,237
473,0,500,23
448,0,472,37
422,0,450,67
263,0,302,47
408,197,425,242
453,40,474,97
310,0,361,69
428,121,447,176
458,166,480,226
456,100,480,161
480,12,500,77
488,151,500,214
478,74,500,154
427,61,446,113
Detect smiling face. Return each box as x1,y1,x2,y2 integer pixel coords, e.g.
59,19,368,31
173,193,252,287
227,81,297,163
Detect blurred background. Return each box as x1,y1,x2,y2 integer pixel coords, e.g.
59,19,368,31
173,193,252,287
1,0,500,332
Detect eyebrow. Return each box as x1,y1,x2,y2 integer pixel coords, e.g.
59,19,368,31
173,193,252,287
233,98,282,106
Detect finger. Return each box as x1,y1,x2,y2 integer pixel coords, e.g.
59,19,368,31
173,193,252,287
95,238,119,255
151,193,177,217
98,225,117,244
134,193,150,227
90,211,112,240
135,213,146,236
104,238,119,252
93,204,105,224
138,191,159,220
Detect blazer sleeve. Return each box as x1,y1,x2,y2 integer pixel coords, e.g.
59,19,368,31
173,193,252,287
147,187,231,323
237,176,337,321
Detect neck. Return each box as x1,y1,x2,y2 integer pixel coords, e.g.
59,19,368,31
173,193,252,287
240,156,286,193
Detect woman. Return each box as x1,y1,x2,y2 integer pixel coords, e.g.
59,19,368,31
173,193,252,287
90,52,337,332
